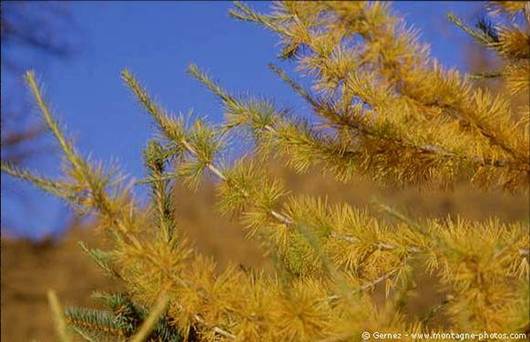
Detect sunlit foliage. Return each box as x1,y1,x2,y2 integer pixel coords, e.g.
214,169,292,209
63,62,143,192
2,1,529,341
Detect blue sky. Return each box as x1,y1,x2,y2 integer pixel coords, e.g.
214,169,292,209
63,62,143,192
1,1,483,239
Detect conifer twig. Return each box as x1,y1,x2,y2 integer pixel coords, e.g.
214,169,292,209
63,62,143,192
72,327,96,342
23,71,145,251
47,290,73,342
123,69,294,227
447,13,496,46
130,291,170,342
268,64,520,170
169,301,236,339
127,74,410,256
1,161,79,201
213,327,237,339
178,130,294,226
193,314,236,339
25,71,85,174
327,265,402,302
469,71,503,79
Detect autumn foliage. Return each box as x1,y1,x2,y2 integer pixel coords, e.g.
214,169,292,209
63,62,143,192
2,1,529,341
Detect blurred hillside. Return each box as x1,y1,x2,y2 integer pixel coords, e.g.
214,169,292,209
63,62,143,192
1,226,119,342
